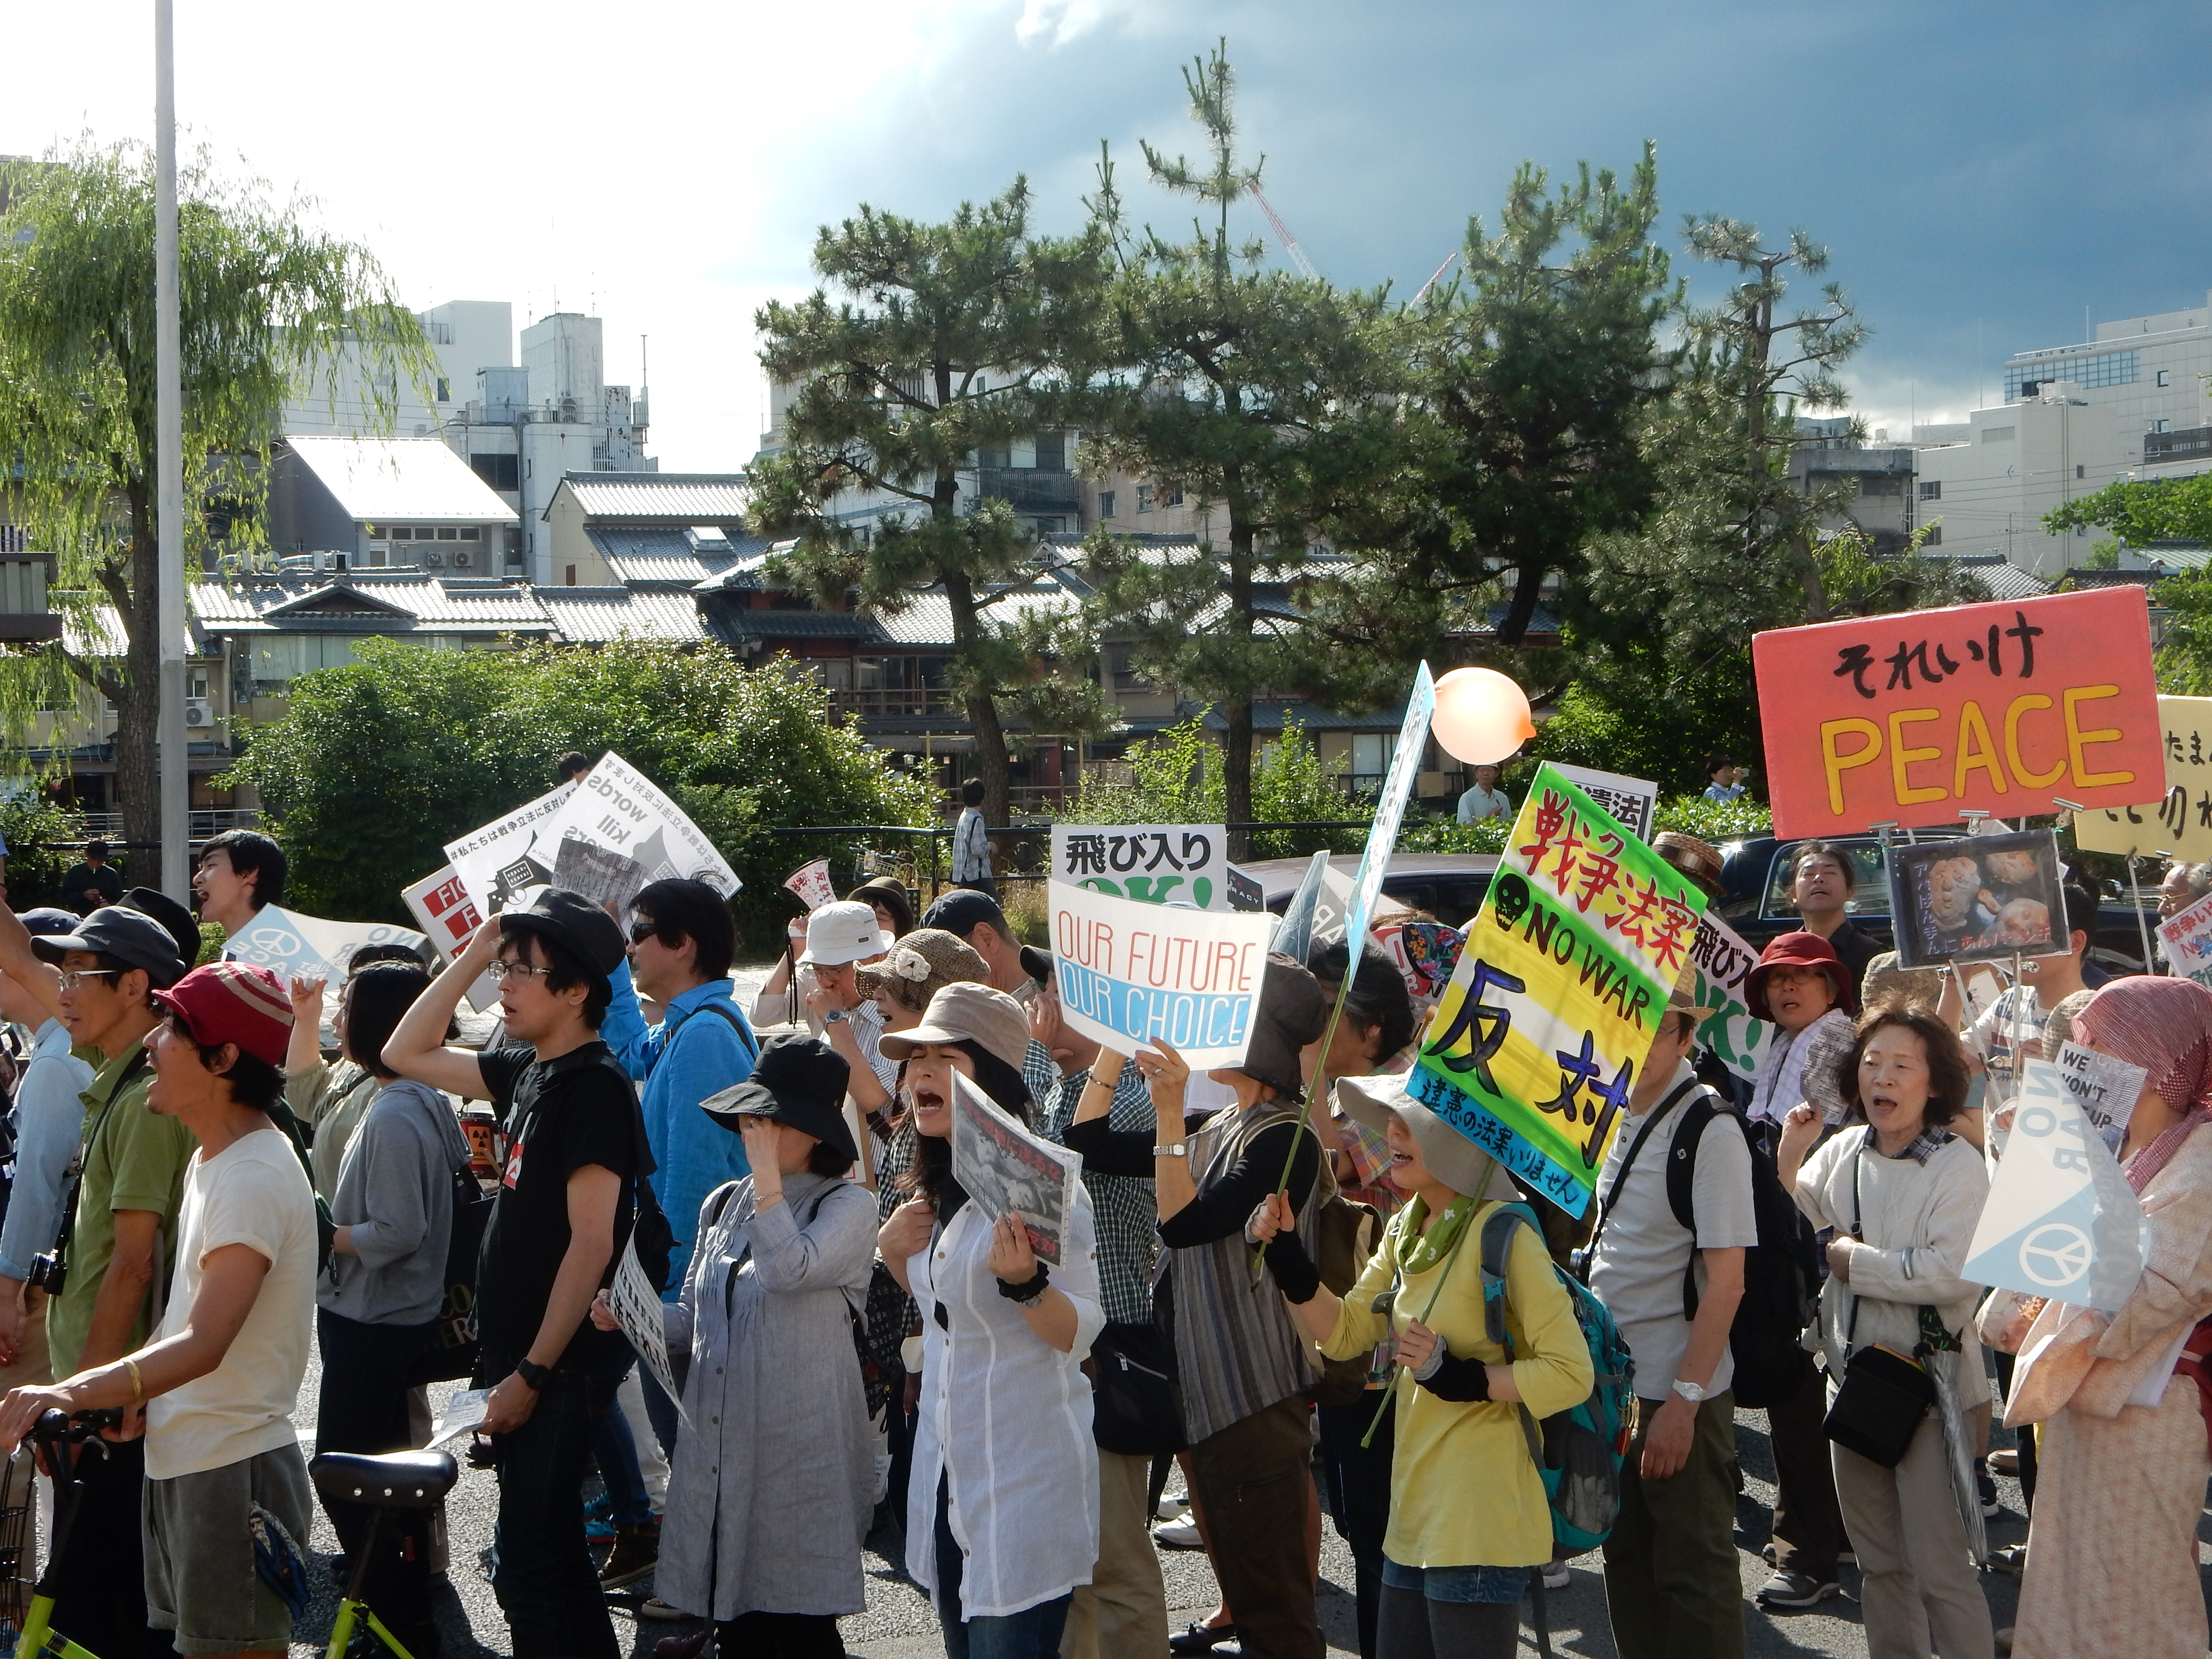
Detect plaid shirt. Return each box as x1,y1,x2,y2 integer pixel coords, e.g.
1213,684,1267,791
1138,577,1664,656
1028,1038,1159,1326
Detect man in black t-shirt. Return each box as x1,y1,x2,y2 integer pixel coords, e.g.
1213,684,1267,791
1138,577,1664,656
386,887,641,1659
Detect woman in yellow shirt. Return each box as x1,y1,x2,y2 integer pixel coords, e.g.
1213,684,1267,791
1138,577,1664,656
1249,1074,1592,1659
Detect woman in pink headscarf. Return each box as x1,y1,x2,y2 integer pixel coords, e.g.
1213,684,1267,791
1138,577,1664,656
1997,976,2212,1659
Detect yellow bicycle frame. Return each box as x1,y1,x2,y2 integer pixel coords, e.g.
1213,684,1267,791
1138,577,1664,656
324,1596,418,1659
15,1591,102,1659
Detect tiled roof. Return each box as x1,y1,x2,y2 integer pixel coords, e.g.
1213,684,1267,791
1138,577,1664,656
555,472,751,520
280,437,518,524
539,588,707,644
717,605,888,642
583,525,773,587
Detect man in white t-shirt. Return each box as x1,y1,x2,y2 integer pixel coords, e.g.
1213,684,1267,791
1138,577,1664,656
0,961,315,1659
1588,974,1760,1654
1964,882,2102,1108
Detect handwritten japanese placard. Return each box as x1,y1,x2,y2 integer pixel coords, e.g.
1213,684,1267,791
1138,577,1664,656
2072,695,2212,860
1050,824,1229,909
1687,910,1771,1084
2157,890,2212,988
1752,587,2161,837
1408,763,1707,1217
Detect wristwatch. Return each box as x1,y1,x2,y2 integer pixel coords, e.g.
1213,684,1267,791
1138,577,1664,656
1670,1377,1707,1404
1153,1142,1187,1158
823,1008,848,1025
514,1359,556,1393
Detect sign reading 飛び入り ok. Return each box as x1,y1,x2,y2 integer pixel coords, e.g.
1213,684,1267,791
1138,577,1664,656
1049,825,1229,909
1753,587,2161,838
1409,763,1708,1218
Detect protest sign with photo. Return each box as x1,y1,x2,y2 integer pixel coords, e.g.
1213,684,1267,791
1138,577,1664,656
542,751,741,912
1686,910,1771,1083
1550,764,1657,842
1409,763,1708,1217
783,858,838,913
2072,694,2212,860
1964,1058,2143,1311
609,1237,688,1423
1887,829,2068,969
1344,663,1436,949
226,904,429,988
1753,587,2162,837
2157,889,2212,988
444,781,577,915
949,1071,1082,1265
1050,879,1278,1068
2055,1039,2147,1154
1050,824,1230,909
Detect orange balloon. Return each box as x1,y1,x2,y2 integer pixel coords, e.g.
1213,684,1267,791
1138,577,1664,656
1431,667,1535,766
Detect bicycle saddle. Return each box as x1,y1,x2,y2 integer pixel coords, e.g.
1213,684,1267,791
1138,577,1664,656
308,1449,459,1509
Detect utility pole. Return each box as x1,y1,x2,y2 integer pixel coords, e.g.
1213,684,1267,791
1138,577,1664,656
155,0,190,898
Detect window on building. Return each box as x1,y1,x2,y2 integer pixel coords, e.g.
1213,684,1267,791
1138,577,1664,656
437,526,459,540
2153,419,2174,433
1098,489,1116,519
2076,465,2086,479
1035,430,1066,470
1351,733,1396,782
1163,486,1184,508
565,565,577,586
2003,349,2138,401
1860,476,1902,496
459,527,480,540
471,453,519,491
187,670,209,701
1983,426,2016,443
1924,524,1942,546
436,377,451,402
1136,484,1154,513
2158,369,2173,387
1918,480,1942,501
392,526,414,540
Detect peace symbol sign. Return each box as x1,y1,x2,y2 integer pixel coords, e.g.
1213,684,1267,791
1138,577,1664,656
2020,1223,2093,1288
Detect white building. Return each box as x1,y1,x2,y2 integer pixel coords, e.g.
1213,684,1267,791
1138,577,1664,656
2002,292,2212,477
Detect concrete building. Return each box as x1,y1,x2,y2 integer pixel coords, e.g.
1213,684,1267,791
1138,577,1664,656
282,299,514,443
1787,416,1918,553
1909,387,2136,576
265,436,520,573
2002,292,2212,478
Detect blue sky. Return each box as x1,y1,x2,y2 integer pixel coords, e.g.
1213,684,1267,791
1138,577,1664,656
5,0,2207,467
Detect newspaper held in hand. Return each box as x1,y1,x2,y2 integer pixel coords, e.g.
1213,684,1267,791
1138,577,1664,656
609,1237,689,1424
427,1388,490,1449
949,1071,1082,1266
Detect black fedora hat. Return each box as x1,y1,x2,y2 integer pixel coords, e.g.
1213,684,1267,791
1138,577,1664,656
700,1034,857,1164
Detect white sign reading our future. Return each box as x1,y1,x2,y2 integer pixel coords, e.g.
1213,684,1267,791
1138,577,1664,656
541,752,741,912
1049,825,1231,910
444,781,577,916
225,904,429,989
1963,1058,2146,1311
1050,880,1278,1068
608,1238,689,1424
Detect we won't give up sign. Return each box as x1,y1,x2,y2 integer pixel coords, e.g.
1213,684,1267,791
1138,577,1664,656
1050,880,1278,1068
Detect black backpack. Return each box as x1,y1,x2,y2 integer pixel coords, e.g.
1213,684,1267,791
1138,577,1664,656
1658,1089,1821,1409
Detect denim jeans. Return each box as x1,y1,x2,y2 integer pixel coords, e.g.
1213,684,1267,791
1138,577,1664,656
932,1472,1071,1659
486,1349,629,1659
590,1362,656,1527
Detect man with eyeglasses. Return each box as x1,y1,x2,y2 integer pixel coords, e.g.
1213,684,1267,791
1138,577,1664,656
384,887,645,1659
0,899,191,1659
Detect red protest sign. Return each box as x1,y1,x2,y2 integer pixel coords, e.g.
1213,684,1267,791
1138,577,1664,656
1754,587,2161,838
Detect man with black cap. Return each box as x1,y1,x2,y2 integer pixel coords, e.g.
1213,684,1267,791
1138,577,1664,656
0,893,191,1659
58,840,122,916
917,888,1031,997
384,888,645,1659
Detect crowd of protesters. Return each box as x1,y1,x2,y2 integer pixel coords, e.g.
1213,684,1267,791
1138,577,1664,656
0,805,2210,1659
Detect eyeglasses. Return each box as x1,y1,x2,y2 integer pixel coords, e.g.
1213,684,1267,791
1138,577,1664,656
484,961,555,985
58,970,122,992
627,921,661,946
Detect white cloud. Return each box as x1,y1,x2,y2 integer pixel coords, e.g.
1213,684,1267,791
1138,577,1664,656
1015,0,1110,47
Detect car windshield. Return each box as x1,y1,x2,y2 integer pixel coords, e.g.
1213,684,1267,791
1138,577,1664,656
1761,841,1891,921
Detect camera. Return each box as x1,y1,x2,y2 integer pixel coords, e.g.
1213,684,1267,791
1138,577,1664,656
26,1252,64,1297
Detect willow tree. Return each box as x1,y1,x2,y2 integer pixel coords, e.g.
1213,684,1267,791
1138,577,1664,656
0,142,428,862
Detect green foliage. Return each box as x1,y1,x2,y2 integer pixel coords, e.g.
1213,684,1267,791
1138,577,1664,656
747,178,1112,825
1653,793,1774,843
2148,566,2212,694
226,639,936,946
2044,473,2212,546
0,142,430,849
0,792,87,909
1058,714,1367,858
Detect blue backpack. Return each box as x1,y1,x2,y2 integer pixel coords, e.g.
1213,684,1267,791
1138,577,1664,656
1477,1202,1636,1556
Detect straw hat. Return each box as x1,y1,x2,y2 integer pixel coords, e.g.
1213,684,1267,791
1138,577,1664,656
1335,1072,1517,1202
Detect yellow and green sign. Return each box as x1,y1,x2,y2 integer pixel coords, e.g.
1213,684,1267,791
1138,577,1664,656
1410,763,1710,1217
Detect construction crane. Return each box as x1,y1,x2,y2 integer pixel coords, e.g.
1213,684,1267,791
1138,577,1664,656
1247,183,1321,281
1414,250,1460,301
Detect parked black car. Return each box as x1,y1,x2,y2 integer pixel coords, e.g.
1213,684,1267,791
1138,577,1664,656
1245,853,1498,929
1713,832,2157,975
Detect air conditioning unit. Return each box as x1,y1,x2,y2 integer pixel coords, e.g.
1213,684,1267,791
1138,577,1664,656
184,700,214,728
423,550,445,567
451,548,471,568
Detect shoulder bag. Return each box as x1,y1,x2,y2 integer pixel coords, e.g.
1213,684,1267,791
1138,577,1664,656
1820,1137,1938,1467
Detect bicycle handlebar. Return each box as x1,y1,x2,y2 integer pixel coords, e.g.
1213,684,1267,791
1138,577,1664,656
28,1407,121,1443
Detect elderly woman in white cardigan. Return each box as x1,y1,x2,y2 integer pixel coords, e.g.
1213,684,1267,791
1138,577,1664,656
1778,1004,1994,1659
592,1034,878,1659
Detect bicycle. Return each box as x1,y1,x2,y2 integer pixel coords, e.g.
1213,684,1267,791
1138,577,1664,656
14,1409,457,1659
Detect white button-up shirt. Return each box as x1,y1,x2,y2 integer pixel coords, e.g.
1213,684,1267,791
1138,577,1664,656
902,1190,1104,1620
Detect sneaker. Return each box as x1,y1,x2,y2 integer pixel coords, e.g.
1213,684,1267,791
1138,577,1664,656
1756,1570,1840,1609
1156,1491,1192,1522
1153,1515,1204,1550
1168,1621,1235,1655
599,1521,661,1591
1976,1462,2001,1518
1541,1560,1570,1591
638,1598,690,1623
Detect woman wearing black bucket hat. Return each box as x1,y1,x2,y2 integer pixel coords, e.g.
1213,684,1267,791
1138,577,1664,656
592,1034,878,1659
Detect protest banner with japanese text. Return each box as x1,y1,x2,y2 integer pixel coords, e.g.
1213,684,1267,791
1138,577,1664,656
1050,824,1229,909
1964,1058,2144,1311
949,1071,1082,1265
609,1238,688,1423
2158,889,2212,988
444,781,577,916
1409,764,1708,1217
1687,910,1771,1083
1753,587,2162,837
1550,764,1657,842
2074,695,2212,860
542,752,741,912
1050,880,1277,1068
783,859,837,913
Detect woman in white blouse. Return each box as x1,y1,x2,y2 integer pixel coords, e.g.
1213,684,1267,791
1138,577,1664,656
876,982,1103,1659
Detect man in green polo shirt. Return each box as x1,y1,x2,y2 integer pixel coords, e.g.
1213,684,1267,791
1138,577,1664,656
0,899,191,1659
